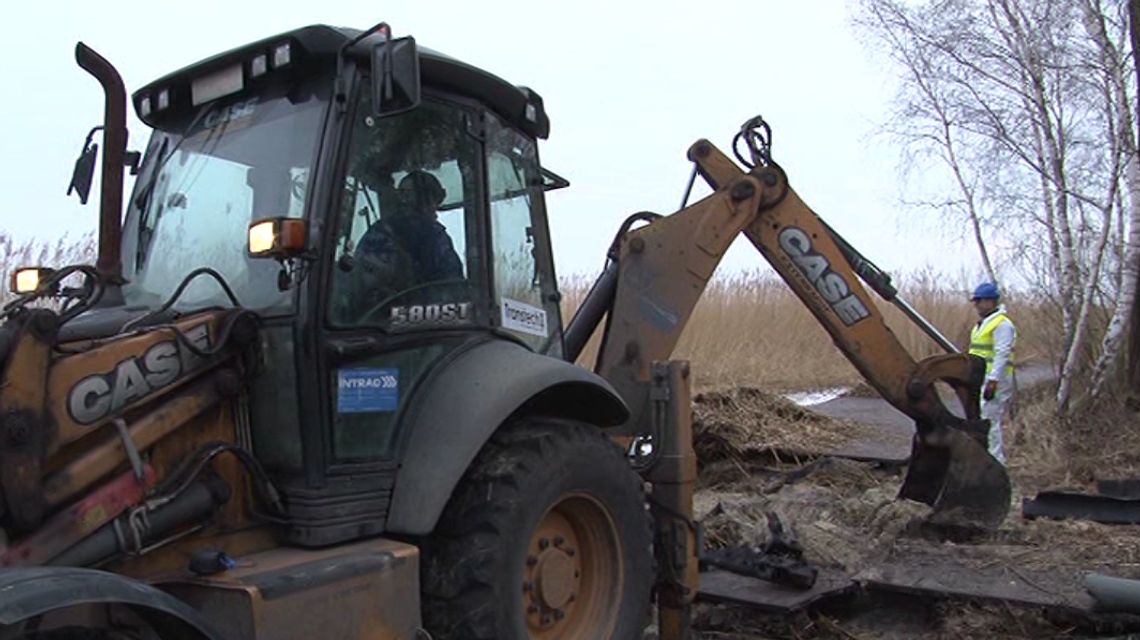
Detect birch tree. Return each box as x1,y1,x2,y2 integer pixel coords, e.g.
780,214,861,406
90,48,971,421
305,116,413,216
856,0,1137,413
1081,0,1140,399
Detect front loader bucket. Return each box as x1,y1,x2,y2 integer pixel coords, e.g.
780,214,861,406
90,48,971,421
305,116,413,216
899,426,1011,530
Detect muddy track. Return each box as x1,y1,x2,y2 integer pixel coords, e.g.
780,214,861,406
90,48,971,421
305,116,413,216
684,365,1140,639
806,364,1056,462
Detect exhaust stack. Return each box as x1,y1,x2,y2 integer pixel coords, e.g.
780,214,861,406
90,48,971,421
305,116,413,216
75,43,127,286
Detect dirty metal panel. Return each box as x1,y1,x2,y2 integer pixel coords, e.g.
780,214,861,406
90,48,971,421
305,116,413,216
697,568,856,614
160,537,422,640
1022,491,1140,525
857,559,1095,613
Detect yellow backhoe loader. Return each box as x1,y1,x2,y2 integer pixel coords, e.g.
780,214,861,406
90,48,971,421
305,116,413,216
0,22,1009,640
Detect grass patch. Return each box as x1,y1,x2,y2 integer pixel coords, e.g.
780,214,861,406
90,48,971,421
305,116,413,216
1008,384,1140,494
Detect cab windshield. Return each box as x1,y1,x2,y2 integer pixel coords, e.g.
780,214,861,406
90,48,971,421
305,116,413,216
120,82,327,313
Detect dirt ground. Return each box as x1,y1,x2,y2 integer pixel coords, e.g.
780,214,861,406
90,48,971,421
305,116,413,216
687,387,1140,639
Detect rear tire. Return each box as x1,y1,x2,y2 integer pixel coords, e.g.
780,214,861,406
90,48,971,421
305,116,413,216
0,628,134,640
421,418,652,640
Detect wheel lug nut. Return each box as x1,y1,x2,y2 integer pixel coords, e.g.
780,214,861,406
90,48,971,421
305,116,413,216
553,535,565,547
522,581,533,592
566,548,575,557
538,538,550,550
541,614,551,625
553,609,565,621
527,605,538,614
526,555,538,567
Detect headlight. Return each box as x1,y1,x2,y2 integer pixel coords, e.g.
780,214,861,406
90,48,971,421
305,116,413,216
248,218,308,259
10,267,55,294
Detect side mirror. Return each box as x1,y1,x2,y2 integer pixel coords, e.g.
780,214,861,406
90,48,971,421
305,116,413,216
372,36,421,117
67,126,102,205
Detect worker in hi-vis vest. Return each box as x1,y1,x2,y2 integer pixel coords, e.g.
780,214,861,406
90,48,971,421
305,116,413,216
968,282,1016,465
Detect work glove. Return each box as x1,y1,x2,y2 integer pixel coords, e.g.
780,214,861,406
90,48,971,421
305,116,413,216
983,380,997,401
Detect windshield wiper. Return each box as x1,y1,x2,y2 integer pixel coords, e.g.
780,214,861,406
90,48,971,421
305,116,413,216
134,103,226,266
133,102,219,212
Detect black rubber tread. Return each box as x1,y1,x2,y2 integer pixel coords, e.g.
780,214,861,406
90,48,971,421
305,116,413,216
420,418,652,639
2,626,143,640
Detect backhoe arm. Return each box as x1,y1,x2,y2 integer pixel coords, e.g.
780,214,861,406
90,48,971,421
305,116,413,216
684,139,979,430
592,141,979,439
575,122,1010,531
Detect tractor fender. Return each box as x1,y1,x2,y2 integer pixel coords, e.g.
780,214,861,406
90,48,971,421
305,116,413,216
0,567,223,640
386,339,630,535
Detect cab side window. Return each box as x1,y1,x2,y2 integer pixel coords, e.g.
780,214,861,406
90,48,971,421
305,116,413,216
330,95,480,329
486,115,560,350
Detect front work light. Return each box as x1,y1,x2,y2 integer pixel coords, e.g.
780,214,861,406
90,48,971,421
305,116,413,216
10,267,55,294
250,54,268,78
248,218,308,259
272,42,292,68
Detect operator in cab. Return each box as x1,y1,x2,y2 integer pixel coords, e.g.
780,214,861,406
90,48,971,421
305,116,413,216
355,170,463,294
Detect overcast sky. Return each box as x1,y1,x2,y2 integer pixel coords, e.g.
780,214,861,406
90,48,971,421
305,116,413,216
0,0,986,283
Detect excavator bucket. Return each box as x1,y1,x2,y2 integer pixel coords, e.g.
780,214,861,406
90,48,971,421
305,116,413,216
900,425,1011,530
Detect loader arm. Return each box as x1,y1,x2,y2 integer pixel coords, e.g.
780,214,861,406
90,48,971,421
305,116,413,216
576,123,1010,531
0,298,262,569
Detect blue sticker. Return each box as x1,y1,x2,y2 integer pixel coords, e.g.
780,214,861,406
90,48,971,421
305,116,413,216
337,368,399,413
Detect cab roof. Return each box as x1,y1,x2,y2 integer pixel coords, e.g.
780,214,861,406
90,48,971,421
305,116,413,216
132,24,550,139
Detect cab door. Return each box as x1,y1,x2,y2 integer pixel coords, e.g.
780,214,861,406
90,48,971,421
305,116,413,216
324,87,488,458
286,84,489,546
484,113,564,357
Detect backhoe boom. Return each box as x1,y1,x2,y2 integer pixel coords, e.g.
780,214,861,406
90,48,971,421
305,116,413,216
577,123,1011,531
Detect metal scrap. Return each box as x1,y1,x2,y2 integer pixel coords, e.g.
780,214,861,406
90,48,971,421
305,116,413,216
700,512,818,590
1022,490,1140,525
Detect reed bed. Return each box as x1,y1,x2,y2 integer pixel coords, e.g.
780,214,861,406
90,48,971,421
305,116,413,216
0,232,96,305
561,269,1054,392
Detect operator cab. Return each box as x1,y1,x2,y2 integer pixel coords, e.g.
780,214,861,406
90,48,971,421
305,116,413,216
117,24,567,544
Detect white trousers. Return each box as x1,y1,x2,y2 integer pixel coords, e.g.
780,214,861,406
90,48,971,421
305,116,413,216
980,379,1013,465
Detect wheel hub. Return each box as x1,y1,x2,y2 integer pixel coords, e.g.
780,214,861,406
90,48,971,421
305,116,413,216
524,535,580,630
522,495,624,638
536,545,577,609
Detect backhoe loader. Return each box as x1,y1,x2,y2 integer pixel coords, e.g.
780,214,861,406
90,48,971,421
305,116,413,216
0,22,1010,640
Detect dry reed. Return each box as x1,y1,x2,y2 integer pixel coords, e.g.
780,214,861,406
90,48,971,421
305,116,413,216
561,268,1053,392
0,232,97,305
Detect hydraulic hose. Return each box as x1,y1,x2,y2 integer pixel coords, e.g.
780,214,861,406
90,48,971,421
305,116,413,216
49,477,230,568
563,262,619,362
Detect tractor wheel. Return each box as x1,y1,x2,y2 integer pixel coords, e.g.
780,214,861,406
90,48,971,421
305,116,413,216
0,621,159,640
0,628,134,640
421,418,652,640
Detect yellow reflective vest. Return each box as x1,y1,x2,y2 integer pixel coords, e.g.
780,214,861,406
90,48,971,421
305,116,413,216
969,311,1014,377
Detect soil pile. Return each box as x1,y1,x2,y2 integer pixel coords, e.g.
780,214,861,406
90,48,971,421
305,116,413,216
696,458,927,574
689,385,1140,639
693,387,863,463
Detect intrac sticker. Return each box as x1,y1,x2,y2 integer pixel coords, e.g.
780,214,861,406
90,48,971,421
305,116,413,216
337,368,399,413
501,298,548,337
